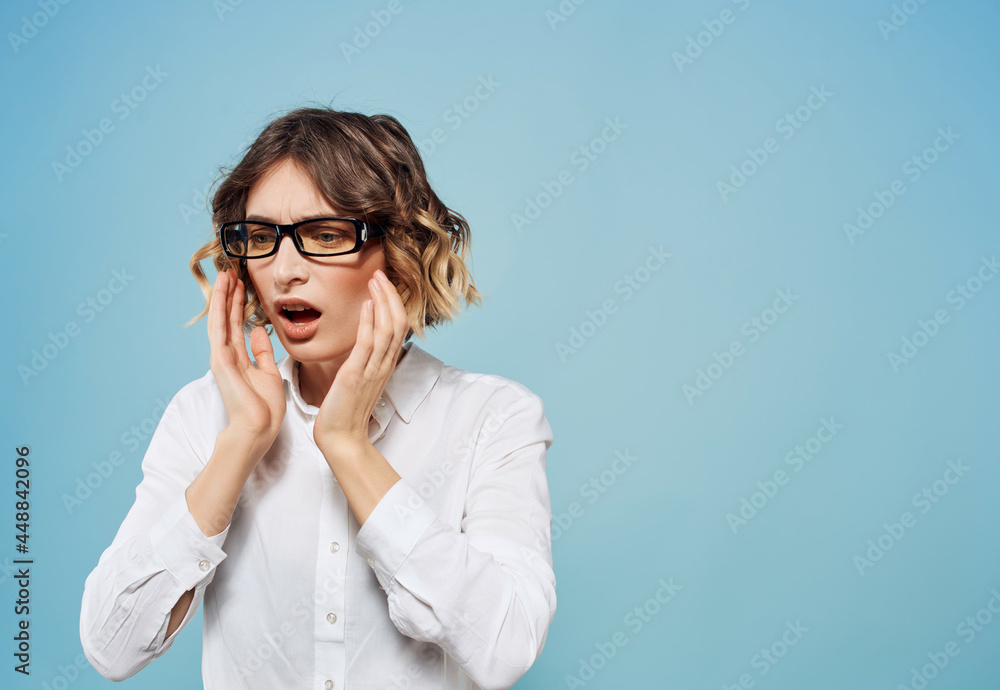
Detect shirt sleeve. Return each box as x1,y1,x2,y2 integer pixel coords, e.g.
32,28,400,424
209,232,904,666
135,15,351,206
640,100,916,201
79,387,232,682
354,385,557,690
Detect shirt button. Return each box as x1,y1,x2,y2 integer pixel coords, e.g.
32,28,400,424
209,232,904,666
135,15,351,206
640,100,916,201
198,559,211,572
324,680,334,689
329,541,340,553
326,612,337,624
377,396,386,407
366,556,375,567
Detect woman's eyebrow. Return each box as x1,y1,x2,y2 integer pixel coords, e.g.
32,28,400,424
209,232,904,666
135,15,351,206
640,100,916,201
243,213,338,223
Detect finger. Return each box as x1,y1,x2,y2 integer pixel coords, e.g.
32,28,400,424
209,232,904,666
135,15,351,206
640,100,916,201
350,298,375,376
208,270,229,357
230,276,251,369
368,277,392,374
249,326,279,376
208,271,244,401
371,273,404,372
377,272,409,364
223,269,235,348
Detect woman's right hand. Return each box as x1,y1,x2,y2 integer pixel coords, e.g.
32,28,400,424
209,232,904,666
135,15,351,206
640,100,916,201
208,268,286,464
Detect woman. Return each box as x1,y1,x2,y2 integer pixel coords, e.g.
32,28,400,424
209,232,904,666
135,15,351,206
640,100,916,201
79,107,556,690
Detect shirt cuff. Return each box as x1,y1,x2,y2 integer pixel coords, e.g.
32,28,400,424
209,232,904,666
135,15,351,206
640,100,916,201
355,479,437,586
148,492,230,591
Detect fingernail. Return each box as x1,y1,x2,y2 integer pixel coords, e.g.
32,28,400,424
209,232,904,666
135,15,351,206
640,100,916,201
376,269,387,281
372,277,382,291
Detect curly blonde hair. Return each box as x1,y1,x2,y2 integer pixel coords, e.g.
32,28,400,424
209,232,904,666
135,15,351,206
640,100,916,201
186,105,481,342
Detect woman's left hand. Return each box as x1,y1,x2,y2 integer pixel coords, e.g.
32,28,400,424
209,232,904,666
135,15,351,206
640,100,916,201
313,268,410,451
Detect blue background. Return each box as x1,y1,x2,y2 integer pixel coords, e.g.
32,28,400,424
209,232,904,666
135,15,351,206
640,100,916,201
1,0,998,688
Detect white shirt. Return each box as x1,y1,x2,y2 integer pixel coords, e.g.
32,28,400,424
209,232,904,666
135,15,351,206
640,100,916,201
79,341,556,690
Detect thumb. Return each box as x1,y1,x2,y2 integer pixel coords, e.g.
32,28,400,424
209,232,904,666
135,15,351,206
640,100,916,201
249,326,278,375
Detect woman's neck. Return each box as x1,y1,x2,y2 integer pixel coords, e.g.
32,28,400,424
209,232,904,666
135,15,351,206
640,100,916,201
297,345,407,408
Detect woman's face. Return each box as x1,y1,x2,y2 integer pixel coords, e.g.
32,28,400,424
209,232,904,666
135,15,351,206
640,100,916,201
244,157,386,364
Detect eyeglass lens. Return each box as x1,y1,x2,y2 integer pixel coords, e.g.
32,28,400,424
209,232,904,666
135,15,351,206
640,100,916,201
223,220,358,257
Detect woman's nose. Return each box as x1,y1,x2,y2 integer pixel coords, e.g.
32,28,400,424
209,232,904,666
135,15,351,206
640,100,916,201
271,234,307,282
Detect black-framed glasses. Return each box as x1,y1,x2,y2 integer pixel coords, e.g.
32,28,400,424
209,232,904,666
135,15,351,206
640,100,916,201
219,217,387,258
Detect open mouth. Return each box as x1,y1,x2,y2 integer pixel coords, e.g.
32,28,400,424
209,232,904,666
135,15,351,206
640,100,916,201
273,297,323,339
281,305,322,324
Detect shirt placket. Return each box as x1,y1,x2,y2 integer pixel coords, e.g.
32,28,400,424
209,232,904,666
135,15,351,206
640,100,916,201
309,411,348,690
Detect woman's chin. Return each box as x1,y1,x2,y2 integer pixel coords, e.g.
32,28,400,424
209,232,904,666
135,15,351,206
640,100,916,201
281,337,351,364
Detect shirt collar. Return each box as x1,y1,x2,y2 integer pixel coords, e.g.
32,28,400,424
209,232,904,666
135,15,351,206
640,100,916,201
276,341,443,424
